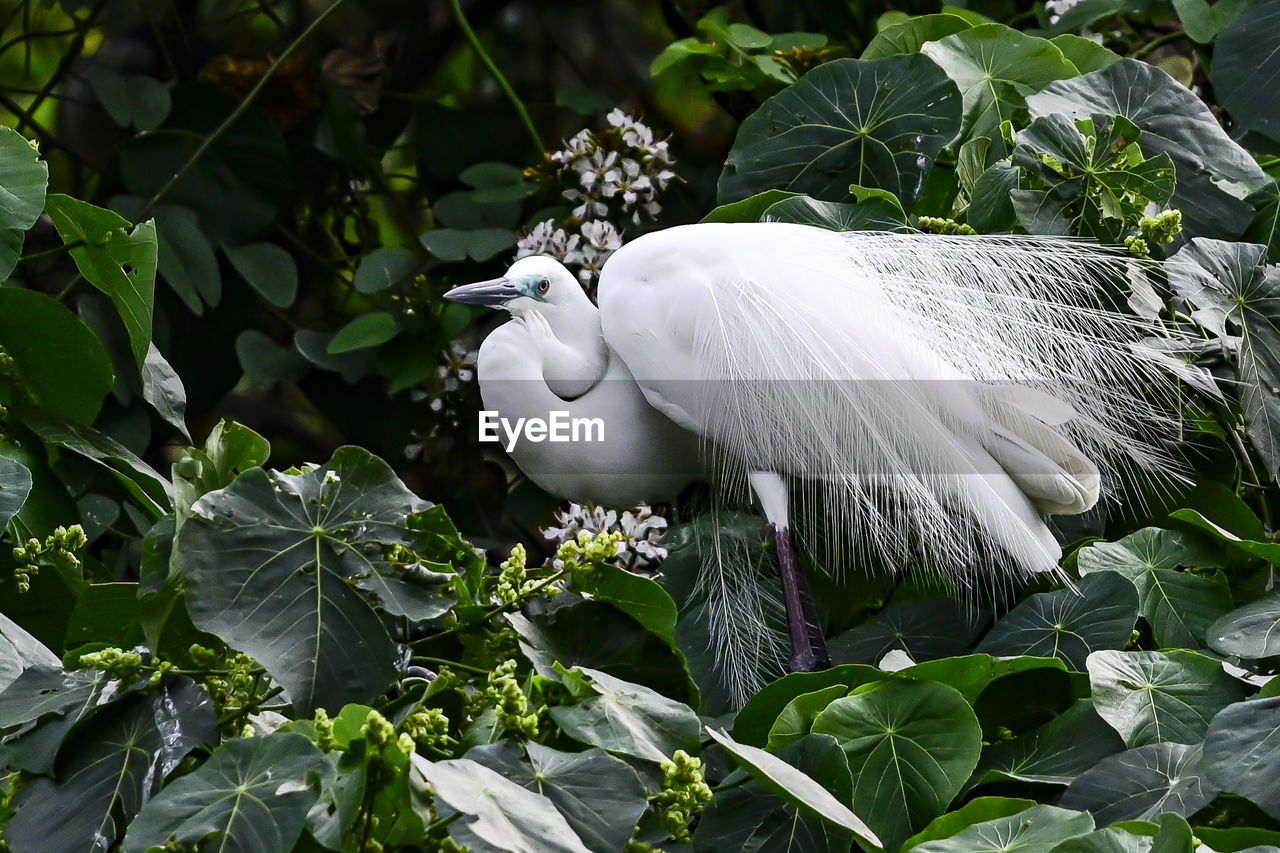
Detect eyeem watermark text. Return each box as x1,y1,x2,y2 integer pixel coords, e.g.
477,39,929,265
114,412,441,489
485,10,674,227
479,411,605,451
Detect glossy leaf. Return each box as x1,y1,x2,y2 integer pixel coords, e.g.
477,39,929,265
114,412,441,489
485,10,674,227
0,288,113,424
354,246,418,294
328,312,400,353
0,456,32,530
1077,527,1229,649
861,13,972,60
549,665,701,762
1059,742,1220,824
45,194,157,365
1206,587,1280,659
764,193,911,232
811,679,982,851
1213,0,1280,141
225,241,298,307
1204,697,1280,818
123,732,325,853
1244,181,1280,263
976,571,1139,670
142,343,190,440
0,125,49,278
829,597,987,665
910,804,1092,853
177,446,455,713
1086,649,1245,747
969,699,1125,790
718,55,961,208
900,797,1036,853
0,610,58,693
733,664,893,746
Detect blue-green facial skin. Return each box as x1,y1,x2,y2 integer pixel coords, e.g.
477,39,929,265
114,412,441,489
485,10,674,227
510,273,550,302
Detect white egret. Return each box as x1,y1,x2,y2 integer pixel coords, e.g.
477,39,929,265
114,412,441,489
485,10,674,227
445,222,1187,694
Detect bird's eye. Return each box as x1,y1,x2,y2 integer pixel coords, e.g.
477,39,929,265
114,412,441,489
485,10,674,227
537,278,550,294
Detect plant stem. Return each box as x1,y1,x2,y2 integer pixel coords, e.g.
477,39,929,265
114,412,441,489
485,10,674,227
130,0,348,227
412,568,567,645
412,655,489,675
1132,29,1188,59
447,0,545,154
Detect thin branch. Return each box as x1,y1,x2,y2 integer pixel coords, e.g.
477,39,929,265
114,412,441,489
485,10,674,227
14,0,106,135
447,0,545,154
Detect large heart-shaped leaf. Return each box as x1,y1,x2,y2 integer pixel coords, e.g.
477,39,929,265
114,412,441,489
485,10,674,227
1059,742,1220,824
1205,587,1280,659
706,727,882,849
718,54,961,208
411,755,591,853
1212,0,1280,141
1086,649,1245,747
910,804,1093,853
969,699,1124,790
829,597,987,665
921,25,1078,162
177,446,458,713
899,797,1036,853
1077,527,1229,649
0,457,32,532
976,572,1138,670
548,666,700,763
1203,697,1280,818
861,13,973,60
1027,59,1268,240
0,611,57,694
1167,239,1280,478
6,678,214,853
123,732,326,852
466,741,648,853
732,664,893,746
0,125,48,279
763,194,911,232
810,679,982,851
1245,181,1280,263
45,194,157,366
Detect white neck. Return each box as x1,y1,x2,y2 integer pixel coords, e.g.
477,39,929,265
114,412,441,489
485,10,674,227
519,297,608,399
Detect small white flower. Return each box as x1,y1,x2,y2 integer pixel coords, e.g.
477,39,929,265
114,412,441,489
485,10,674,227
542,502,669,570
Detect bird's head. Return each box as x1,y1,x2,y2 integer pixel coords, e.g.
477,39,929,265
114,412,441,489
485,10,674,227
443,256,584,317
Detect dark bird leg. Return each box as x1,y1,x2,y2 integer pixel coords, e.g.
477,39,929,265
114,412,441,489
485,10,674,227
771,522,831,672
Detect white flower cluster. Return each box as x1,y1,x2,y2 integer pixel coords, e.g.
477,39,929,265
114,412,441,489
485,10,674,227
542,503,670,570
515,110,676,286
427,340,477,412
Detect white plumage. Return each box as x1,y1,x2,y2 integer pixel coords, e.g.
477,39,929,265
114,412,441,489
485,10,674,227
447,222,1187,700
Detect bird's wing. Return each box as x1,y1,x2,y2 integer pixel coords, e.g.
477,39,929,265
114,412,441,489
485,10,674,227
599,223,1184,582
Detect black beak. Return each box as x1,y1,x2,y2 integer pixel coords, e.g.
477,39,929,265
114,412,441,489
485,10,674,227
443,278,520,307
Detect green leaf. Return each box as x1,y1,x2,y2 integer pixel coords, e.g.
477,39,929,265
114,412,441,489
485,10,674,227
900,797,1036,852
123,731,325,853
976,572,1139,670
702,190,802,223
64,582,146,649
0,288,113,424
0,610,58,693
574,564,678,647
236,329,310,384
1077,527,1230,649
1059,742,1220,824
1205,587,1280,659
1173,0,1249,42
467,742,649,853
1213,0,1280,141
177,446,452,713
764,194,911,231
829,597,987,665
328,312,400,353
142,344,190,440
1197,826,1280,852
0,455,32,530
810,679,983,851
146,202,221,313
861,13,972,59
354,246,418,294
6,677,214,853
909,804,1092,853
706,727,883,849
1170,508,1280,564
1050,34,1122,74
45,194,157,365
733,664,893,746
767,685,849,751
1167,240,1280,477
694,734,858,853
224,241,299,308
1012,113,1176,241
1204,696,1280,818
555,86,615,115
548,665,700,763
1244,180,1280,263
1052,826,1159,853
969,699,1125,790
1087,649,1245,747
85,66,170,132
967,160,1020,232
1027,60,1269,240
903,654,1067,704
717,55,961,208
22,412,173,516
411,755,591,853
921,25,1078,162
0,126,48,279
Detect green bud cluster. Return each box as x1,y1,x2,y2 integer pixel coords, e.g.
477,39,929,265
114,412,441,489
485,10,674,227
77,647,145,684
1140,209,1182,244
494,543,527,605
652,750,713,842
1125,235,1151,258
918,216,977,236
188,644,261,711
361,708,397,748
402,707,451,751
11,525,87,593
314,708,337,752
556,530,623,574
481,659,539,739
